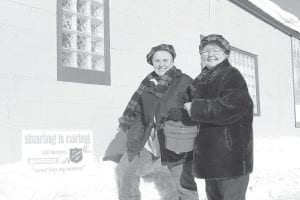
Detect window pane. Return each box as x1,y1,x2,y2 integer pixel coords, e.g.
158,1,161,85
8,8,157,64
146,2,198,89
292,37,300,127
57,0,110,85
229,47,260,116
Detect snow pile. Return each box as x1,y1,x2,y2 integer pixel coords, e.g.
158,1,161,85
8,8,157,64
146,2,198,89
248,0,300,33
247,136,300,200
0,136,300,200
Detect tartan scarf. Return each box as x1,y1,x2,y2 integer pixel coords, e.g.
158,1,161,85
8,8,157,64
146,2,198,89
119,66,177,132
189,59,230,97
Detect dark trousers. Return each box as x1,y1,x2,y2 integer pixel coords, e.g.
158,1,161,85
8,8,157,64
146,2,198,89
205,175,249,200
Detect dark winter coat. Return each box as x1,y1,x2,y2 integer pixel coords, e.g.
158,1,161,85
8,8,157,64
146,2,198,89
126,68,193,162
103,67,194,164
190,59,253,179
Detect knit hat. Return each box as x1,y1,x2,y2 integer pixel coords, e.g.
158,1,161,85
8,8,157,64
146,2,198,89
146,44,176,65
199,34,230,55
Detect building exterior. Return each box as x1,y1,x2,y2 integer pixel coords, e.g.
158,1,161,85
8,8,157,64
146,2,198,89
0,0,299,164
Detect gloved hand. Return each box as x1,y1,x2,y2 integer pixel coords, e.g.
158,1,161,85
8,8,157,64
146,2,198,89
166,107,196,125
126,138,139,152
166,108,183,122
181,109,197,126
126,137,140,162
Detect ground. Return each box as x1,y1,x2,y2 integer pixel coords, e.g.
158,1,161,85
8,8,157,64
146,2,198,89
0,136,300,200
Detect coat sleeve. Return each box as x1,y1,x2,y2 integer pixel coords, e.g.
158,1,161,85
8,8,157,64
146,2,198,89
190,69,252,125
162,75,194,123
126,100,145,151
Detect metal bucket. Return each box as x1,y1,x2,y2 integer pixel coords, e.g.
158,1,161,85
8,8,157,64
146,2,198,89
163,121,198,152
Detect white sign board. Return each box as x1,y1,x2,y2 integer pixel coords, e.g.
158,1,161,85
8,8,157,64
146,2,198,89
22,130,93,174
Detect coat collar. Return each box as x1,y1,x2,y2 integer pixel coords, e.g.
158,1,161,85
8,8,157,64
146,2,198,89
145,66,182,87
189,59,230,95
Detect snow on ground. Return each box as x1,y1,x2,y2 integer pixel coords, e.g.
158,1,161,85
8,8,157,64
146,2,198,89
0,136,300,200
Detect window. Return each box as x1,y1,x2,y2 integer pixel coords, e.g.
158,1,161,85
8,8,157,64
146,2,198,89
57,0,110,85
228,47,261,116
292,37,300,127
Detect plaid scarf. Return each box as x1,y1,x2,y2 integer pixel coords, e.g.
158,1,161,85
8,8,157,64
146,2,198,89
119,66,177,132
189,59,230,98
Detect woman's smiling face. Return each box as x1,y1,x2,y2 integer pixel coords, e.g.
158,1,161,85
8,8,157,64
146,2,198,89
201,44,229,68
152,50,174,76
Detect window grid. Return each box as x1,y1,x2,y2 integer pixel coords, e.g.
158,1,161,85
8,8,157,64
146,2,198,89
229,47,260,116
57,0,110,85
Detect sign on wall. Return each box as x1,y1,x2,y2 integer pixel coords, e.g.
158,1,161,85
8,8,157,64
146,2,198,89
22,130,93,173
292,37,300,127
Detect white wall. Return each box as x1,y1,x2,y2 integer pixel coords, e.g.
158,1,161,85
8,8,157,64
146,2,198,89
0,0,298,164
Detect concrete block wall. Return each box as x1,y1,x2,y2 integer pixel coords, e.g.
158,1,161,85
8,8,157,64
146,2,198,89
0,0,55,163
0,0,298,163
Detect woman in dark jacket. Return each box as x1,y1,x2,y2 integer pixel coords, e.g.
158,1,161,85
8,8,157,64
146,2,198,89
104,44,199,200
184,34,253,200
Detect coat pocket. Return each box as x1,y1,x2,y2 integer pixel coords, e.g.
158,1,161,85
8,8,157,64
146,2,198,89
224,128,233,151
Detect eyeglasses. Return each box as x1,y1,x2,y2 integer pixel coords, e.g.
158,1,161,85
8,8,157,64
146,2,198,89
200,49,224,56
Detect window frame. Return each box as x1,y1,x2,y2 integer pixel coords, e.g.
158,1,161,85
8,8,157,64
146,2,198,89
229,46,261,116
56,0,111,85
291,37,300,127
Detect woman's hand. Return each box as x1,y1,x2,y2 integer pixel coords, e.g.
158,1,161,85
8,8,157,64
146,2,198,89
166,107,182,122
184,102,192,116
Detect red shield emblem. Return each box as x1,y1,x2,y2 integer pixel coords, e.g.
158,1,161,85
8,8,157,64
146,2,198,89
69,148,83,163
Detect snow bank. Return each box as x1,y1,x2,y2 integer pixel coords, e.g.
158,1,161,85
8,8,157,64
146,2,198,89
0,136,300,200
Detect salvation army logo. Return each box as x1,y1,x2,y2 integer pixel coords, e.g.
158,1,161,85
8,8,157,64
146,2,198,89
69,148,83,163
